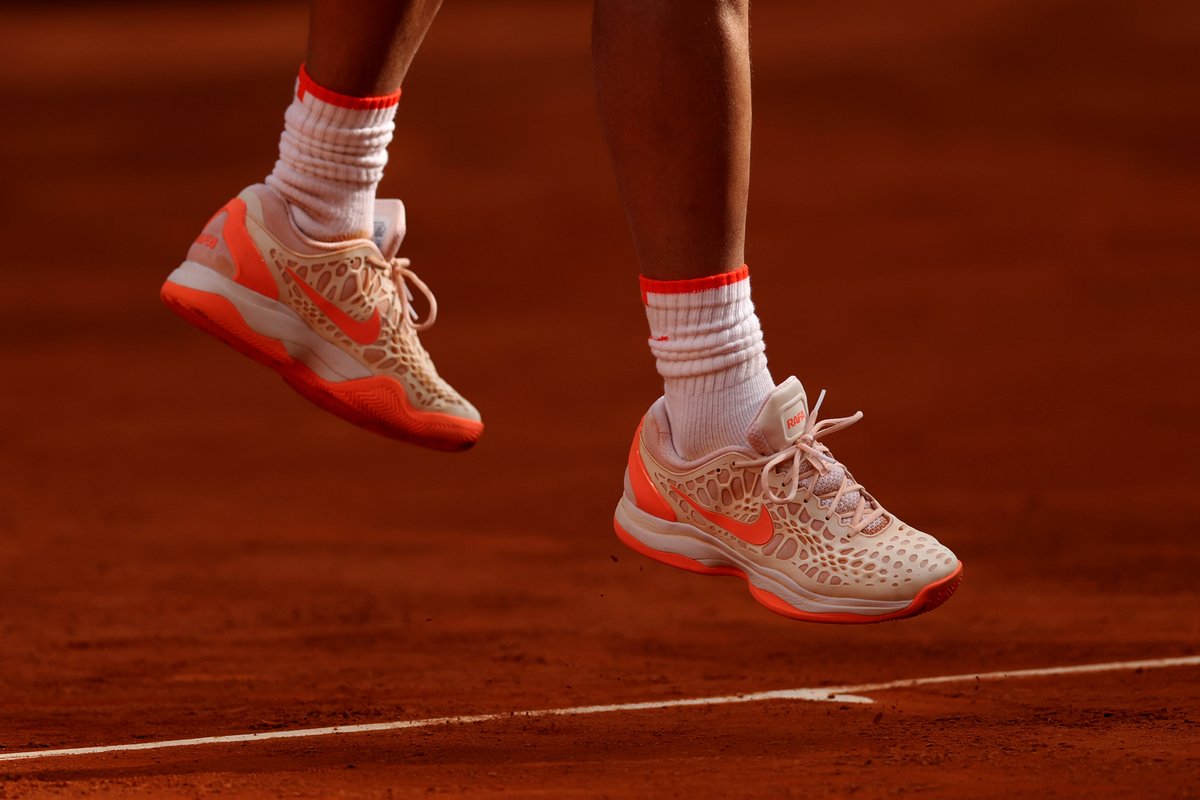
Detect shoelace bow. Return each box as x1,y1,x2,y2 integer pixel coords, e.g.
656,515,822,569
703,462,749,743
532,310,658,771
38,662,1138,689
737,390,884,534
367,256,439,331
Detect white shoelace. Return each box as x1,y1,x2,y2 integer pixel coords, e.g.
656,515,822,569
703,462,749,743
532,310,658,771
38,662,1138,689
368,256,438,331
735,390,884,534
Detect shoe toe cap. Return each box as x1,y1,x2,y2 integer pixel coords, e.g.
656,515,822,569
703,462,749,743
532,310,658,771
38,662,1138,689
897,530,960,595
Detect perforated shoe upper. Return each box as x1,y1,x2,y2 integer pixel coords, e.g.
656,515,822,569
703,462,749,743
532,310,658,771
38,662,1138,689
635,378,959,602
188,184,479,422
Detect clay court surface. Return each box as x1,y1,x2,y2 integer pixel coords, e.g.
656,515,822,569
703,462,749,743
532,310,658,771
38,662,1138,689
2,0,1199,796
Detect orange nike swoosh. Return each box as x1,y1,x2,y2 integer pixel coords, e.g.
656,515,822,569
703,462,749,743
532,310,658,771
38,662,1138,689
679,493,775,546
285,267,381,345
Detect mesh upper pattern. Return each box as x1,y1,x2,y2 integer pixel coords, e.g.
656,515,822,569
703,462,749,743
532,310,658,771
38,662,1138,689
806,458,889,535
651,452,957,596
272,250,468,413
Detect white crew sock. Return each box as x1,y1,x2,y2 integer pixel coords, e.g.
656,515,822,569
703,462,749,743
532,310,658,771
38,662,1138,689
265,64,399,242
641,265,775,461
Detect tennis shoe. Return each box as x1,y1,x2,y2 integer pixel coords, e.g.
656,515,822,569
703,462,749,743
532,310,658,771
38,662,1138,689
161,184,482,450
615,377,962,622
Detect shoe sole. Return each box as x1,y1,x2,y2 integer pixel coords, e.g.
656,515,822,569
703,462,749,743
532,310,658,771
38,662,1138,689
161,263,482,451
614,498,962,624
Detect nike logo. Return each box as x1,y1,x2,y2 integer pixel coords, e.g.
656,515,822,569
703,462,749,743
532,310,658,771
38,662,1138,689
285,267,381,345
679,493,774,546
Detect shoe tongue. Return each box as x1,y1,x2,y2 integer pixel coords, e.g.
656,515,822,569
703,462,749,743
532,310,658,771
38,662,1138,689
747,376,810,455
748,377,888,533
371,199,407,259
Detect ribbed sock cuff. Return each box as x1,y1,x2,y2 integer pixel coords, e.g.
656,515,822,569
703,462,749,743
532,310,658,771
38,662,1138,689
297,63,402,111
639,265,749,304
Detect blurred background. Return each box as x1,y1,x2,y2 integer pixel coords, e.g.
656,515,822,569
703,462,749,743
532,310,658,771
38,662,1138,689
3,0,1196,562
0,0,1197,792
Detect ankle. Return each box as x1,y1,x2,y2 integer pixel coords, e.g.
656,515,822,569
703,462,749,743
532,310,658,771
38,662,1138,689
264,64,400,242
641,265,774,460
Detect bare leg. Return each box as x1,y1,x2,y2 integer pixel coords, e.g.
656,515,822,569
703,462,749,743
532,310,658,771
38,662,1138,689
306,0,444,95
592,0,752,280
265,0,443,239
593,0,769,461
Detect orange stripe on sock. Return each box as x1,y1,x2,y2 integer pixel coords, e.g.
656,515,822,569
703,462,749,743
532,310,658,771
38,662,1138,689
297,63,402,110
639,265,749,304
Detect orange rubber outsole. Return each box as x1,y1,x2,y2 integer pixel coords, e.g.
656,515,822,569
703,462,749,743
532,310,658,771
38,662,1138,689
614,518,963,624
161,281,483,452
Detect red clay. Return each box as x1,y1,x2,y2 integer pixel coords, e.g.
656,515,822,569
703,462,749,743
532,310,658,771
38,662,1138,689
1,0,1198,797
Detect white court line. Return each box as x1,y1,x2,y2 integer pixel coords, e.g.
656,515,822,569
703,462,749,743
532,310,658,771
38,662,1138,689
1,655,1196,764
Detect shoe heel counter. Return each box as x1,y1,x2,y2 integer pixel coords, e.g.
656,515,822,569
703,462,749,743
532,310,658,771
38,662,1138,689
189,196,280,300
627,420,677,522
187,205,238,279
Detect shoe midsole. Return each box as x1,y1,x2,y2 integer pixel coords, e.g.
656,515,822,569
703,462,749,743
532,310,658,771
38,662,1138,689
616,475,909,615
166,261,373,383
